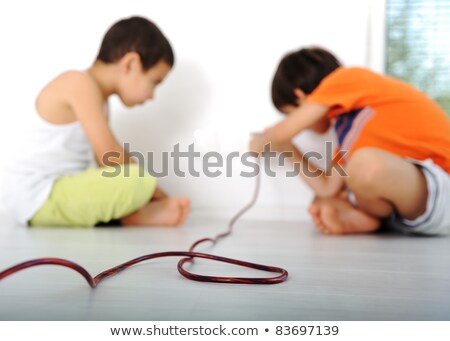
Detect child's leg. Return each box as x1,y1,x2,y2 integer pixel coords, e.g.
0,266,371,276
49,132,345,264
345,148,428,220
309,147,428,235
29,164,189,227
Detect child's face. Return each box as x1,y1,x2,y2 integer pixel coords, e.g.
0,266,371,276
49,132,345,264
118,58,171,107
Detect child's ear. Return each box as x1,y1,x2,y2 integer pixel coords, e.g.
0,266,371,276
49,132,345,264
293,88,307,105
120,52,141,74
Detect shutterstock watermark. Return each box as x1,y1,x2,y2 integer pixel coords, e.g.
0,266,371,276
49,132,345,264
101,142,347,178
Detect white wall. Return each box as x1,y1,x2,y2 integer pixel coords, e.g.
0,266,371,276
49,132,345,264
0,0,385,219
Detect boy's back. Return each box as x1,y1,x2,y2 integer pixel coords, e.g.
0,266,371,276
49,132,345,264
307,67,450,173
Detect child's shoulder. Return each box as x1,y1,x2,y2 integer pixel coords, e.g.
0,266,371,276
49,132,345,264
320,67,380,89
49,70,99,91
36,70,104,124
39,70,103,104
328,66,375,79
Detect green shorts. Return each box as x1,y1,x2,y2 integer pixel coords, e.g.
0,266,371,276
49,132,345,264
28,164,156,227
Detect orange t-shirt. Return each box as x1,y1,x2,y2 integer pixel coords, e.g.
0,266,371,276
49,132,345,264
307,67,450,173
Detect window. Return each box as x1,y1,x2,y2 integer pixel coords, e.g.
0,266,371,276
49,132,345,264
386,0,450,114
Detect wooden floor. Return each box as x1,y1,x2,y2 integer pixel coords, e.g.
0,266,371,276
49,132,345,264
1,208,450,321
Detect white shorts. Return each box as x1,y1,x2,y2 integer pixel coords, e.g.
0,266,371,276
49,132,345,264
348,158,450,236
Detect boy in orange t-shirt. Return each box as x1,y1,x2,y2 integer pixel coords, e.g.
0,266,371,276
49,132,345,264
251,47,450,235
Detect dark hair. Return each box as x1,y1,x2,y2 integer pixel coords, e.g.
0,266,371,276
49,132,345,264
96,16,174,70
271,47,341,111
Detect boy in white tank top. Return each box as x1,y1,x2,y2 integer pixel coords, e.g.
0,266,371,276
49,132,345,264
2,16,190,227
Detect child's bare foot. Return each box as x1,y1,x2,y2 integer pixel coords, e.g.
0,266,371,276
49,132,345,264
150,187,169,202
308,197,380,235
176,197,190,225
121,197,190,227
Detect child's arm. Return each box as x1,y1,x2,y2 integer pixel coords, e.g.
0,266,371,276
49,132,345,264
250,102,343,198
64,72,168,198
64,72,133,167
265,102,330,145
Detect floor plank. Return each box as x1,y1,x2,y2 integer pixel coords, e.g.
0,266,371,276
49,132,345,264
1,209,449,320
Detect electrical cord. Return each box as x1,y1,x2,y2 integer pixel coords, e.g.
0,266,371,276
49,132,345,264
0,162,288,287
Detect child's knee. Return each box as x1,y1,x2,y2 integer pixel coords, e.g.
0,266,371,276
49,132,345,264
124,164,156,191
94,166,158,224
345,148,391,190
123,164,157,202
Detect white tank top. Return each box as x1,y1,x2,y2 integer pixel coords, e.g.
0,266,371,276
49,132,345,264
1,107,107,226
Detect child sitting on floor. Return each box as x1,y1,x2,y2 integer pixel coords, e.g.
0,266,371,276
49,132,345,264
2,16,190,228
250,47,450,235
